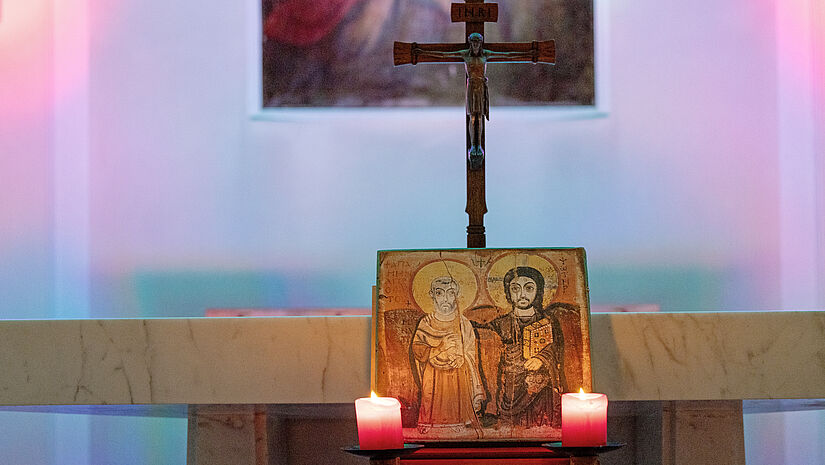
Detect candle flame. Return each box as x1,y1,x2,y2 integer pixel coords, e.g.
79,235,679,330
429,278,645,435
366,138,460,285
579,387,585,394
370,391,378,399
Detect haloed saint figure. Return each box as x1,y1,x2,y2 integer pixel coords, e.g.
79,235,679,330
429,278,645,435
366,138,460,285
481,266,568,428
411,276,484,435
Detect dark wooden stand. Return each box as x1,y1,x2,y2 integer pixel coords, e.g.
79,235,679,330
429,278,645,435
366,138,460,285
371,459,402,465
568,458,599,465
399,445,569,465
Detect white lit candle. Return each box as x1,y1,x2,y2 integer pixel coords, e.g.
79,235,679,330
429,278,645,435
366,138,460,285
355,392,403,450
561,389,608,446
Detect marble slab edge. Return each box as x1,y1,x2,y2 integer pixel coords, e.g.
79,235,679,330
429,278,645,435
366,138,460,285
0,311,822,406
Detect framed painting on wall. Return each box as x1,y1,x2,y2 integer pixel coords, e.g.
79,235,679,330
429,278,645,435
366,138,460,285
261,0,595,109
374,248,592,441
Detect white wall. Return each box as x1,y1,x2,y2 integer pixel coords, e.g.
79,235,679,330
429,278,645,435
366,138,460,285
85,0,789,318
0,0,822,463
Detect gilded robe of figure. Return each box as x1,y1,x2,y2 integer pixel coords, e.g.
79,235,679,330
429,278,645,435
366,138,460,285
412,313,484,432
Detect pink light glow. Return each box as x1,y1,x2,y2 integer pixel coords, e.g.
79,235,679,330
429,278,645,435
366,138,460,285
0,0,52,127
0,0,54,238
776,0,821,85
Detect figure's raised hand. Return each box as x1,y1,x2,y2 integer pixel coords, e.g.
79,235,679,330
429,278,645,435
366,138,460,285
442,334,461,350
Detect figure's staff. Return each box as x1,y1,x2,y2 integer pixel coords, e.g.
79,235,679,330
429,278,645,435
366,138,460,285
393,1,555,248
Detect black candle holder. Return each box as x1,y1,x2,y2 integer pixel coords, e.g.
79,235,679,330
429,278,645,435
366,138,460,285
342,444,425,465
542,442,625,465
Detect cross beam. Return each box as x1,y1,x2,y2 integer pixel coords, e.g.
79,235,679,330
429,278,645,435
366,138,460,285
393,41,555,66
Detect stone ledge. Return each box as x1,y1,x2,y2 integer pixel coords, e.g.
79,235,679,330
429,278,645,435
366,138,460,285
0,311,822,405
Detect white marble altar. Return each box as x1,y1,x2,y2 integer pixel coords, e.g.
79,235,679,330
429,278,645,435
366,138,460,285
1,312,823,465
1,311,823,406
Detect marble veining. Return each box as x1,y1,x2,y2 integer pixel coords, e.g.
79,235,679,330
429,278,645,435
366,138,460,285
0,312,822,405
591,311,825,400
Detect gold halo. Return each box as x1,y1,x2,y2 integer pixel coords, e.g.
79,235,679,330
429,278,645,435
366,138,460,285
411,260,478,314
487,253,558,310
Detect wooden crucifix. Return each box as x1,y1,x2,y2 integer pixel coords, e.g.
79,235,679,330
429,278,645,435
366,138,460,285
393,0,555,248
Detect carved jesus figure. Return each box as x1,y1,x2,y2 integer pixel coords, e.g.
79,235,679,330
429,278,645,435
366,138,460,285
413,33,539,170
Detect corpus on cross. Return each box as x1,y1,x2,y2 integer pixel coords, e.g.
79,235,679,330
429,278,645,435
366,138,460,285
408,32,547,170
392,1,555,248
